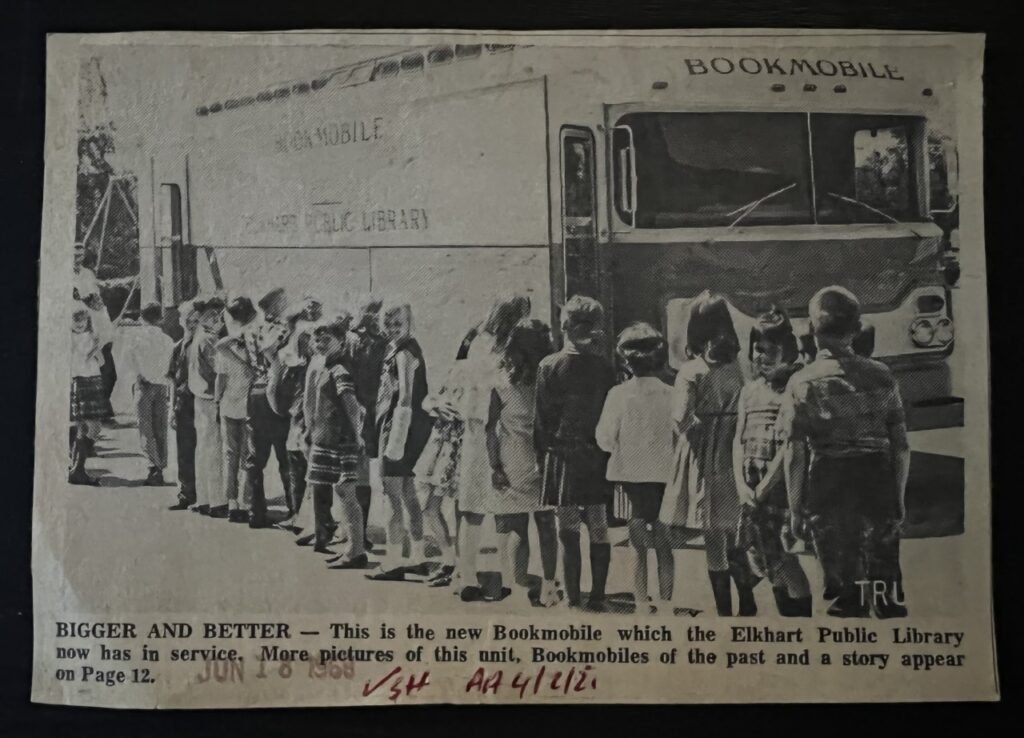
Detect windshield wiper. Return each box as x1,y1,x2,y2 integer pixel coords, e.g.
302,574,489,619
824,191,925,237
725,182,797,228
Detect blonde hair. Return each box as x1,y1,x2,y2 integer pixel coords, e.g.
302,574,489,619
383,302,414,334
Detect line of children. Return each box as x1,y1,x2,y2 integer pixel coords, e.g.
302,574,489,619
98,282,908,621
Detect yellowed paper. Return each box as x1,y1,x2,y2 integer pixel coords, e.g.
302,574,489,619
34,29,995,706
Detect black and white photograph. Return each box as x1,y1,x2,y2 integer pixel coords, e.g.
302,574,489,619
32,30,995,707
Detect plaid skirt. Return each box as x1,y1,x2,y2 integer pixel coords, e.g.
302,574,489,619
70,375,113,422
305,444,362,486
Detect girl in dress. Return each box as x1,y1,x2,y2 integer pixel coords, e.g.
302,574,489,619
596,323,675,615
485,319,560,606
414,356,468,579
69,306,112,485
374,303,433,569
732,307,812,617
660,293,750,616
453,294,532,598
535,296,616,611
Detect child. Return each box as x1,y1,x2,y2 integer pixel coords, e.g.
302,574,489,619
304,313,367,567
188,296,225,515
781,287,910,619
597,323,675,615
268,313,314,533
241,287,292,529
216,296,258,521
452,293,533,597
120,302,174,485
370,303,433,572
660,293,749,616
167,301,200,509
69,306,112,485
413,356,468,579
485,319,560,606
732,307,812,617
535,296,616,611
350,298,388,549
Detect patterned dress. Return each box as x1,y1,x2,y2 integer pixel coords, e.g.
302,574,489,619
413,361,468,497
659,357,743,532
738,376,799,581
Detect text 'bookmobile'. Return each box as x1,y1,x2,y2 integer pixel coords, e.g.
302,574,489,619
136,42,964,522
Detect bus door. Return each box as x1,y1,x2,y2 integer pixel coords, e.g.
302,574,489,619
559,127,599,304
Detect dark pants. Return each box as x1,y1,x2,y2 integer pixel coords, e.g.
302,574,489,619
312,483,336,548
287,450,307,517
175,396,197,505
100,344,116,401
807,453,902,608
242,391,290,522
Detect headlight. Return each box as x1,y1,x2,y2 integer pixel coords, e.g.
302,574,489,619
933,317,954,345
910,318,935,347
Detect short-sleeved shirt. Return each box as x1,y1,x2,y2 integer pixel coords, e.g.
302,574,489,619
778,348,908,457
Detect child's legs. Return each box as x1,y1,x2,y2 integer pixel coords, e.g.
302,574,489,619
193,399,221,506
401,476,423,543
381,476,423,553
381,476,405,547
457,511,485,581
555,507,583,604
135,384,155,464
420,482,452,551
150,386,169,469
581,503,609,544
533,510,558,581
286,450,307,517
335,481,365,557
705,529,730,572
221,417,244,507
627,518,651,603
312,483,336,547
652,521,674,601
80,420,102,441
494,513,530,587
581,503,611,600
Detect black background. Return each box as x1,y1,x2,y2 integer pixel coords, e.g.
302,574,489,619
1,1,1017,734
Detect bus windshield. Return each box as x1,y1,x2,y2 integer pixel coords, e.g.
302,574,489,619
615,112,925,228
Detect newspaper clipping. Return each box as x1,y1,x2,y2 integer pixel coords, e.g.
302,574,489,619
33,30,996,706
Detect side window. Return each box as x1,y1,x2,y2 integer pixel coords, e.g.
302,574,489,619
560,127,598,300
